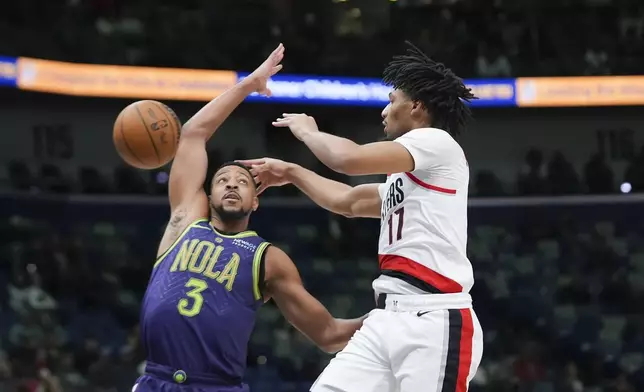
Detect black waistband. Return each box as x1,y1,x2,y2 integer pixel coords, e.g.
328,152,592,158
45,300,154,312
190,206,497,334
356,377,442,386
380,270,444,294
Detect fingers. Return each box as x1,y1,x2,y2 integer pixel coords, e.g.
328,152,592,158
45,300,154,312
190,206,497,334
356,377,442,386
272,118,290,127
236,159,266,167
272,43,284,56
257,183,268,195
271,43,285,63
272,113,309,127
270,64,283,76
248,164,269,175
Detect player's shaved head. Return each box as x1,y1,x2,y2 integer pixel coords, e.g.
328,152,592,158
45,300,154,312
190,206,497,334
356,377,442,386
383,41,477,137
209,162,259,224
214,162,257,188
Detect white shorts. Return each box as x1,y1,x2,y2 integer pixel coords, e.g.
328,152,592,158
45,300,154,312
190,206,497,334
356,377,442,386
311,293,483,392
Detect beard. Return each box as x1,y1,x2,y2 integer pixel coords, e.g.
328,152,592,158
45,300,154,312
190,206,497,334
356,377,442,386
380,132,398,142
212,204,251,222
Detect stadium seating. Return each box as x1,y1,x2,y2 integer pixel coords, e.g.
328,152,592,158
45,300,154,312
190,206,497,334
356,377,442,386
1,194,642,391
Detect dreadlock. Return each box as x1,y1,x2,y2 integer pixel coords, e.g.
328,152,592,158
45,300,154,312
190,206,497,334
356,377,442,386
383,41,477,137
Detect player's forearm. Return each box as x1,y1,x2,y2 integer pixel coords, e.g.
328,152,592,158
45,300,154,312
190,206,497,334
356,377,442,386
299,132,360,174
182,78,256,140
322,316,366,353
284,163,353,216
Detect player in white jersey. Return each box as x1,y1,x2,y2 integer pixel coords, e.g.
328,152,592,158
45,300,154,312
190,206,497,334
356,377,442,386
241,42,483,392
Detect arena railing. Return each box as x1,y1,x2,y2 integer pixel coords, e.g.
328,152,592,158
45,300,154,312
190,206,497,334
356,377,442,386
0,191,640,232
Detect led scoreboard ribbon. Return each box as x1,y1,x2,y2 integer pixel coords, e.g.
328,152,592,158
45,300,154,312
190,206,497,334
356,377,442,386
1,55,643,107
238,73,517,107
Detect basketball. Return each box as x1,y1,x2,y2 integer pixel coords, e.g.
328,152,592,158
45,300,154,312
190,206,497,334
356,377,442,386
113,100,181,170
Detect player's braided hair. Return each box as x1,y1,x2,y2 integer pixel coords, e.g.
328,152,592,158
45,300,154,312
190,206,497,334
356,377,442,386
383,41,477,137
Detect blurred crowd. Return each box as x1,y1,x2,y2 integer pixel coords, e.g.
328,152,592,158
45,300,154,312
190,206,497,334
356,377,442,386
476,146,644,197
0,195,643,392
5,143,644,197
0,0,643,78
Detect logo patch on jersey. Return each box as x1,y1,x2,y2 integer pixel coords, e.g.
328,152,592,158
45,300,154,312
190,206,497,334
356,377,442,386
231,239,257,252
381,177,404,221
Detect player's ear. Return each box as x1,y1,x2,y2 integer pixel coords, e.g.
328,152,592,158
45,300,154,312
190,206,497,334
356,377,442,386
252,196,259,212
411,100,425,112
411,100,428,119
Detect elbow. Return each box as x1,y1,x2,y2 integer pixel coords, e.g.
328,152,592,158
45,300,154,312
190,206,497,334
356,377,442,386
181,121,210,139
180,119,197,134
334,192,357,219
339,209,357,219
316,320,350,354
320,343,342,354
317,337,344,354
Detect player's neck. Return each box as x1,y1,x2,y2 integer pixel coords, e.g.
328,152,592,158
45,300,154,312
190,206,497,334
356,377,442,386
210,217,250,235
411,119,431,130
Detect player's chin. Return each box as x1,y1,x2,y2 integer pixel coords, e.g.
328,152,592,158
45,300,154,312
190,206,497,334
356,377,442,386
222,198,242,206
221,205,244,215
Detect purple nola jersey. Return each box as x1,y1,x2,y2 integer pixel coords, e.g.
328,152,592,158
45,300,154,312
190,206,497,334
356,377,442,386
140,218,270,384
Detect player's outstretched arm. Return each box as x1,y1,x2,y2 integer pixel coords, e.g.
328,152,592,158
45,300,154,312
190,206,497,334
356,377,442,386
264,245,366,353
273,113,415,176
167,44,285,216
239,158,381,218
167,81,256,220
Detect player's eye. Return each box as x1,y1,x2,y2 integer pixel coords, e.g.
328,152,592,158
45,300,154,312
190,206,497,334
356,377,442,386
217,178,227,183
239,179,248,185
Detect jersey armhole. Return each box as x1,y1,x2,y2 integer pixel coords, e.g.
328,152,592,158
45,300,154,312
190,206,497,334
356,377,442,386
252,242,271,301
154,218,209,268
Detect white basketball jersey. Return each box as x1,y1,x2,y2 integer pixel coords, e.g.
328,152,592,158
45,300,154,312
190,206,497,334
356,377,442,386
373,128,473,296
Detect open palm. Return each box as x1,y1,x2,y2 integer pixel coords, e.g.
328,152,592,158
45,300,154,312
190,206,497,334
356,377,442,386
238,158,291,195
248,43,285,97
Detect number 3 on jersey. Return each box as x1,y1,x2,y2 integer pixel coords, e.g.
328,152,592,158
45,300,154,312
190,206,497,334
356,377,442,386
387,207,405,245
178,278,208,317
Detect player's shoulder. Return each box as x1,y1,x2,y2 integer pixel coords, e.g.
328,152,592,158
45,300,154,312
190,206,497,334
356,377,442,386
398,127,465,158
397,127,455,143
261,243,286,260
262,244,299,283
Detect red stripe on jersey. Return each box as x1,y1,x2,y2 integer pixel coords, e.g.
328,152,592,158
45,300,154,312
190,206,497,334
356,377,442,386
405,172,456,194
378,254,463,293
456,308,475,392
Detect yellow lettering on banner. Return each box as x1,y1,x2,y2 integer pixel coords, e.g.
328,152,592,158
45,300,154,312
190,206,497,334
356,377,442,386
516,76,644,107
16,57,238,101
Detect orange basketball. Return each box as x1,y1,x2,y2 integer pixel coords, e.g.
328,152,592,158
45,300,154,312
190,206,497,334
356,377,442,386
113,100,181,170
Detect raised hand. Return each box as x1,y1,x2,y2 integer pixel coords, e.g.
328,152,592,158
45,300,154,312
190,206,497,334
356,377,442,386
272,113,319,141
237,158,293,195
247,43,285,96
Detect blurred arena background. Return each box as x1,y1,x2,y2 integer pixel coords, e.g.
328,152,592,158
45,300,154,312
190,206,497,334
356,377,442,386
1,0,644,391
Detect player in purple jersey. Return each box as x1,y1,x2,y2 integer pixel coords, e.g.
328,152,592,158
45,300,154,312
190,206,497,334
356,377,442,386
133,44,365,392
